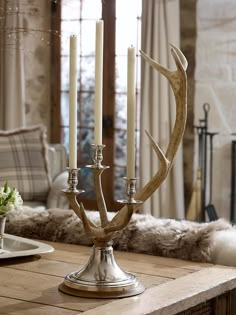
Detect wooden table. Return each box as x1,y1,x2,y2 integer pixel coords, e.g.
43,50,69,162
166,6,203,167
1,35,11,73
0,241,236,315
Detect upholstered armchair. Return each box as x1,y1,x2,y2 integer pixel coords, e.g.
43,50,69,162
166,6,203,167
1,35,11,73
45,143,70,209
0,125,69,210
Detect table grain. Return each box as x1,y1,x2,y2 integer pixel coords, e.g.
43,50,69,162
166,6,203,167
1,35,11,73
0,241,235,315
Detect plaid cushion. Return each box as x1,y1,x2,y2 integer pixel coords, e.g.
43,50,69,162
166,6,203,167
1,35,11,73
0,125,51,201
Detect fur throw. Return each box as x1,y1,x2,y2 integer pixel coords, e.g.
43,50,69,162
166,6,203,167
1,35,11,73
5,207,235,265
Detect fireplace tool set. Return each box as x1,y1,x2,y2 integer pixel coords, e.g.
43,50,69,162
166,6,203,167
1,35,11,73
194,103,219,222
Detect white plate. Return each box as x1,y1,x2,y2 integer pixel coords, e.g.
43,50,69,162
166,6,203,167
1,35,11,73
0,234,54,259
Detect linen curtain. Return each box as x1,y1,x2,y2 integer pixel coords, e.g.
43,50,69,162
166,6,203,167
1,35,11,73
0,0,25,130
140,0,185,218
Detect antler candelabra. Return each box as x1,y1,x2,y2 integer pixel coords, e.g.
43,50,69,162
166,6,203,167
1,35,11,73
58,44,188,298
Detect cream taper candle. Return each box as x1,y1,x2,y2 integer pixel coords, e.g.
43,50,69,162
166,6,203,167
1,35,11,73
127,46,136,178
94,20,104,145
69,34,78,169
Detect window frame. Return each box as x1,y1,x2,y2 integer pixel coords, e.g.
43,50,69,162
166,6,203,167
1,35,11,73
51,0,120,210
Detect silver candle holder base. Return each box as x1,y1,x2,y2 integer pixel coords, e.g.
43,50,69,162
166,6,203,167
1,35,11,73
59,245,144,298
59,144,144,298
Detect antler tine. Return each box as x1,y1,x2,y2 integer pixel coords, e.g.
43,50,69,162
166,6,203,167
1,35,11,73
105,131,170,234
165,45,187,163
79,202,108,239
134,130,171,202
144,130,169,165
169,43,188,71
139,49,172,78
104,204,134,234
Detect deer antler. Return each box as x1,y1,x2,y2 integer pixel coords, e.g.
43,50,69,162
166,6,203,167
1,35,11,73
135,44,187,202
104,44,188,233
66,44,187,240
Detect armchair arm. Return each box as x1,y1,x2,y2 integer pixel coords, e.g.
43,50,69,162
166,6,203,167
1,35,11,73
47,171,70,209
48,144,68,181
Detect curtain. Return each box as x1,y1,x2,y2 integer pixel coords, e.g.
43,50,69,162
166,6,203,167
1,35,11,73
140,0,185,219
0,0,25,130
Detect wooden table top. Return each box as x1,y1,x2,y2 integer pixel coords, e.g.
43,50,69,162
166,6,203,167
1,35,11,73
1,240,236,315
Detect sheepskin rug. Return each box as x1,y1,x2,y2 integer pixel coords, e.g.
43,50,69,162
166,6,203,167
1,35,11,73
5,207,236,266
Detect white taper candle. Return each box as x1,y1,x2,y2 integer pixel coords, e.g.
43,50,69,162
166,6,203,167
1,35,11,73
94,20,104,145
127,46,136,178
69,35,78,169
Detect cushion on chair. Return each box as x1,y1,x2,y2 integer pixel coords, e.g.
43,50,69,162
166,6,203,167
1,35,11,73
0,125,51,201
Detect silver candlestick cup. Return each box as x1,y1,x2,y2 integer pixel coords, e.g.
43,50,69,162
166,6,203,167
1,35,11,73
58,144,144,298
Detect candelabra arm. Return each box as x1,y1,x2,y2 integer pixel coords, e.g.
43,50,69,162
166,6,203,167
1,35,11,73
87,144,109,227
79,202,114,246
105,177,143,234
93,168,109,227
104,204,134,234
79,202,101,232
65,193,83,221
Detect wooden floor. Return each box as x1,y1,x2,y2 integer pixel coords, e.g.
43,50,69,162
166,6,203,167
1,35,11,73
0,241,236,314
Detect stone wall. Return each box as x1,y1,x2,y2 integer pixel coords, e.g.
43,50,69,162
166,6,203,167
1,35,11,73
180,0,236,220
194,0,236,220
23,0,51,138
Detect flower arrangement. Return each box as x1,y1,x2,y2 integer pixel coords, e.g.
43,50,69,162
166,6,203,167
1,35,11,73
0,182,23,216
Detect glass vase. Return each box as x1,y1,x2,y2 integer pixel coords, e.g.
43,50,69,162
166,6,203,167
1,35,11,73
0,216,6,251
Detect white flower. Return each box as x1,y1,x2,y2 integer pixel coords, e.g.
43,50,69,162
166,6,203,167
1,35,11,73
0,182,23,216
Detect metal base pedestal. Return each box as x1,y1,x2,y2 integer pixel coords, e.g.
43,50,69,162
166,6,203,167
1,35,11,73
58,245,145,299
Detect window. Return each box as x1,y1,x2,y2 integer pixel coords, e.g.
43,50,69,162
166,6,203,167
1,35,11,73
51,0,142,210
